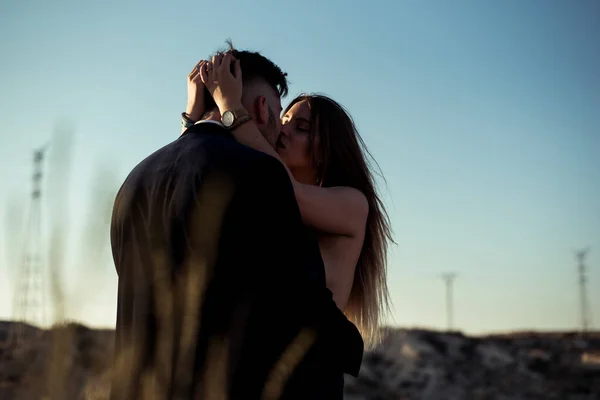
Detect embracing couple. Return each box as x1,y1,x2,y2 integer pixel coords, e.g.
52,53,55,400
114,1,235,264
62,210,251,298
109,41,392,400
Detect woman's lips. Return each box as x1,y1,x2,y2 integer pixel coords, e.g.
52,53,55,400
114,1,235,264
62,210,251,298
276,135,286,149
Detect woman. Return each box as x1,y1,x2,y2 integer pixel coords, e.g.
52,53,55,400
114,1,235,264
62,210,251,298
184,54,392,346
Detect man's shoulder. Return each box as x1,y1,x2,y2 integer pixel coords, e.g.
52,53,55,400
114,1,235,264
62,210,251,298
125,127,282,188
182,124,272,164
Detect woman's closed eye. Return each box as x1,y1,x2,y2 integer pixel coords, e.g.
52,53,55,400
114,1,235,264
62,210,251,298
296,119,311,132
282,117,310,133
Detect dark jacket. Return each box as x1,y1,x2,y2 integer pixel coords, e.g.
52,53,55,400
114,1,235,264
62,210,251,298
109,122,363,399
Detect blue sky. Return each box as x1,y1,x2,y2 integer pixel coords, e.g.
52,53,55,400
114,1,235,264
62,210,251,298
1,0,599,334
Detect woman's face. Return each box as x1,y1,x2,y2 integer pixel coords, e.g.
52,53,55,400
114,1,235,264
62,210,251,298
276,100,319,171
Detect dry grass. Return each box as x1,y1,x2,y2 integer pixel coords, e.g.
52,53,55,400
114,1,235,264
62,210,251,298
1,124,118,400
0,322,114,400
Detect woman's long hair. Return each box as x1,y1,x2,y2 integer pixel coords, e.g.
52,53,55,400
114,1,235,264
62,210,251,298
284,94,393,347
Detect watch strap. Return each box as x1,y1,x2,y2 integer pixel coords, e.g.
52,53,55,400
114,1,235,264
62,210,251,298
229,114,253,131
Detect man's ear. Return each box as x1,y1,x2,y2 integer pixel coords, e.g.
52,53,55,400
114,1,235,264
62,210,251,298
254,96,269,126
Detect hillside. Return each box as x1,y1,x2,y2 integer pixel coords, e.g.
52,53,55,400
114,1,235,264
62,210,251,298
346,328,600,399
0,321,599,399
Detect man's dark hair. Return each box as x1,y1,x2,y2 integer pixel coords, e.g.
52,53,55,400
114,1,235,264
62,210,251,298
203,39,289,111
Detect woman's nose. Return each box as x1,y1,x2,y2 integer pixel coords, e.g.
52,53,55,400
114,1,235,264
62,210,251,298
280,124,291,137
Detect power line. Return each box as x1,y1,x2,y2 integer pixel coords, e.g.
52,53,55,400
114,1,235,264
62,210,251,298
441,273,457,331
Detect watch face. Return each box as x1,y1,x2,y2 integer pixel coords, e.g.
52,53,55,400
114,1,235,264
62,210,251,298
222,111,234,127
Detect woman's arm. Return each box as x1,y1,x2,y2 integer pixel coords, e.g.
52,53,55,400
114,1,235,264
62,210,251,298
201,54,369,238
181,60,208,134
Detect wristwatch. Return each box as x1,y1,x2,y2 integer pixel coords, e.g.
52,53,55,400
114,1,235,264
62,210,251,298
221,108,253,131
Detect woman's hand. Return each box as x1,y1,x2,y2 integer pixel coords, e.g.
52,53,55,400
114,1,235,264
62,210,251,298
200,52,243,112
186,60,208,122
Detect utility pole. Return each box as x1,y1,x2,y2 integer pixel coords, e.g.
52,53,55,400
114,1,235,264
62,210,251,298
441,273,457,331
10,145,50,345
575,248,591,335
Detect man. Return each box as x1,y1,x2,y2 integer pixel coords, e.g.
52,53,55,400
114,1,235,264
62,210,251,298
109,43,363,400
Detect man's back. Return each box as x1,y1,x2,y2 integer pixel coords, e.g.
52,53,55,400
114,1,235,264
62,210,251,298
110,123,363,399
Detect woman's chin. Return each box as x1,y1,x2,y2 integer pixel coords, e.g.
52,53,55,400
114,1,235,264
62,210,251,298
277,153,292,168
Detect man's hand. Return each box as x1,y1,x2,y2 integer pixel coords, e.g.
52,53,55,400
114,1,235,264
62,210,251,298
186,60,208,122
200,52,244,112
